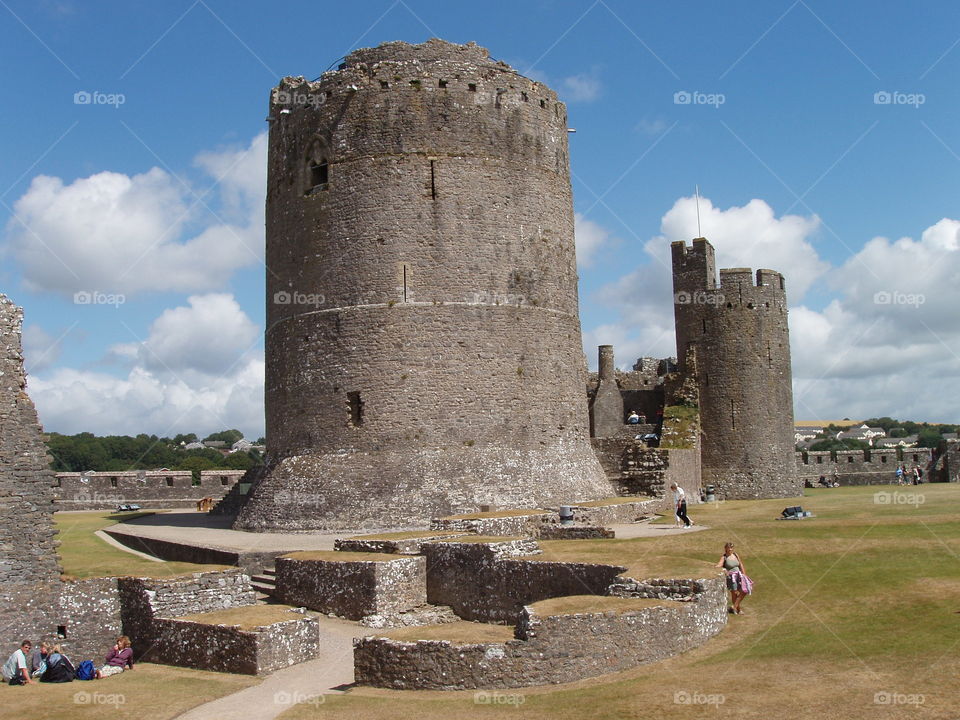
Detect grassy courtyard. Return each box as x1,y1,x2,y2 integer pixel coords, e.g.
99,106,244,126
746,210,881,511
278,484,960,720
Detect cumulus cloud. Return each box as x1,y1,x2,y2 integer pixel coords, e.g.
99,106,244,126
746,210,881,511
22,324,64,373
28,293,265,437
574,213,618,267
561,69,602,103
5,132,267,298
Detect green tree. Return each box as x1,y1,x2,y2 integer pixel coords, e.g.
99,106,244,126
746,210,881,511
178,456,217,485
917,428,942,449
808,438,870,452
203,429,244,445
223,452,257,471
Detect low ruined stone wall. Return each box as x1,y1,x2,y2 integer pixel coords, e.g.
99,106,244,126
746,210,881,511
796,449,935,486
274,553,427,620
431,512,550,536
53,470,242,510
422,539,624,623
103,528,278,575
354,574,727,689
146,613,319,675
335,532,467,555
537,525,614,540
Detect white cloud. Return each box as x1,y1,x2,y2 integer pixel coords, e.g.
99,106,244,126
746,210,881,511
27,293,265,438
574,213,617,268
561,70,602,103
22,324,63,373
5,132,267,298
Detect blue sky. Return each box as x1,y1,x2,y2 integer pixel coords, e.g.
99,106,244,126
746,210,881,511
2,0,960,437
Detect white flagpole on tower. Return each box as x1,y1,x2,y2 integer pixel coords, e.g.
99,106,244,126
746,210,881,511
695,185,702,238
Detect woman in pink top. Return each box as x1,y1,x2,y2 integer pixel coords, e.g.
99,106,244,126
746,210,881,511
96,636,133,678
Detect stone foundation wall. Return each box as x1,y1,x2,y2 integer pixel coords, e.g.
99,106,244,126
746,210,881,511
354,574,727,689
431,512,550,536
146,613,319,675
274,553,427,620
797,449,934,485
103,528,279,575
422,540,624,623
335,532,467,555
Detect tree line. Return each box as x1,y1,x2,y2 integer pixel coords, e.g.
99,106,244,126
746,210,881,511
805,418,956,452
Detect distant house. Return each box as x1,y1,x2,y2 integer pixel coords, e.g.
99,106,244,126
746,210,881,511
183,441,205,450
203,440,227,448
231,438,254,452
836,424,886,445
794,426,823,443
876,435,918,448
943,433,958,441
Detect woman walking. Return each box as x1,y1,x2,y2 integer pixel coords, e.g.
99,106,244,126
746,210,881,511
717,542,752,614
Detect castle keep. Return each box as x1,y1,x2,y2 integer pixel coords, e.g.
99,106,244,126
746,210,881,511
235,40,611,531
671,238,799,499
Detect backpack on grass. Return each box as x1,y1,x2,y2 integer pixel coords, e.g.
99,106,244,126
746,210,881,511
75,660,95,681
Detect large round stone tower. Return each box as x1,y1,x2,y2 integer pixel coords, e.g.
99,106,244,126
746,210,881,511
671,238,800,500
234,39,612,531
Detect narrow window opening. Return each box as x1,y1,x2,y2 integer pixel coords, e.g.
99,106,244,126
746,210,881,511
468,83,477,92
521,91,528,102
767,343,772,368
55,478,61,487
881,456,888,463
221,476,229,486
166,476,173,487
347,391,364,427
913,454,919,462
439,79,448,88
402,263,409,302
702,318,706,334
848,456,854,463
730,399,735,429
817,456,823,464
539,99,546,108
110,477,118,487
309,159,328,188
380,80,389,89
57,625,67,639
430,160,436,199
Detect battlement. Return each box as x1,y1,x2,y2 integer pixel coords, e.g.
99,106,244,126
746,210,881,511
670,238,716,291
717,268,787,306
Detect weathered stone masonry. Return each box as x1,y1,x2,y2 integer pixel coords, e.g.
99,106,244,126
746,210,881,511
235,39,612,532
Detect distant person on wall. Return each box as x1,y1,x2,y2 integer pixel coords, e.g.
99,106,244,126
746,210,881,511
627,410,640,424
670,482,692,528
96,636,133,678
717,542,752,614
2,641,33,685
912,466,922,485
896,465,904,485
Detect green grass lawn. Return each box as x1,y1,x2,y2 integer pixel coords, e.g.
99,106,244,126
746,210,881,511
279,483,960,720
54,510,230,579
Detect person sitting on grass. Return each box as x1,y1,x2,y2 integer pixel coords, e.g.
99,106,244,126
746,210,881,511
2,640,34,685
30,640,49,678
40,644,76,683
96,636,133,678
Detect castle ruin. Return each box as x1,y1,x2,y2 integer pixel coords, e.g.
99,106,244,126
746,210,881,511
234,40,611,531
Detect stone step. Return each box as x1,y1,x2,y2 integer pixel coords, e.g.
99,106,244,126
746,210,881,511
262,567,276,577
251,575,276,586
251,579,276,596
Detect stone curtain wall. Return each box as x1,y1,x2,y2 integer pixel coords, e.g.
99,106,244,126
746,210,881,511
54,469,243,510
591,440,701,508
797,448,934,485
353,574,727,689
671,240,799,500
274,553,427,620
237,38,612,532
0,295,63,652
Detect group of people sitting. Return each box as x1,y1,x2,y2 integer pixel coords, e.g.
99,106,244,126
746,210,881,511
2,636,133,685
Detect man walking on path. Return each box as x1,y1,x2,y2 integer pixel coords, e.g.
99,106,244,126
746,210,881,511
670,483,693,528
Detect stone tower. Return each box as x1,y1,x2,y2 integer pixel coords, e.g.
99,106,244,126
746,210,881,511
671,238,799,499
235,39,612,531
0,295,62,648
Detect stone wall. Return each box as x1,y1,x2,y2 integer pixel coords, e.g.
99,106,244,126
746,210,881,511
592,440,701,508
58,578,123,661
930,440,960,483
236,38,613,532
796,448,934,485
103,527,279,575
354,574,727,689
53,469,242,510
147,613,319,675
0,294,63,653
672,239,799,500
274,553,427,620
422,539,625,623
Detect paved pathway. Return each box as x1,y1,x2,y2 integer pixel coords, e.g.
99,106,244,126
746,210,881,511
176,616,361,720
609,522,708,538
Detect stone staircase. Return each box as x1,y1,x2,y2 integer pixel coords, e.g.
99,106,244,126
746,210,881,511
250,566,276,599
